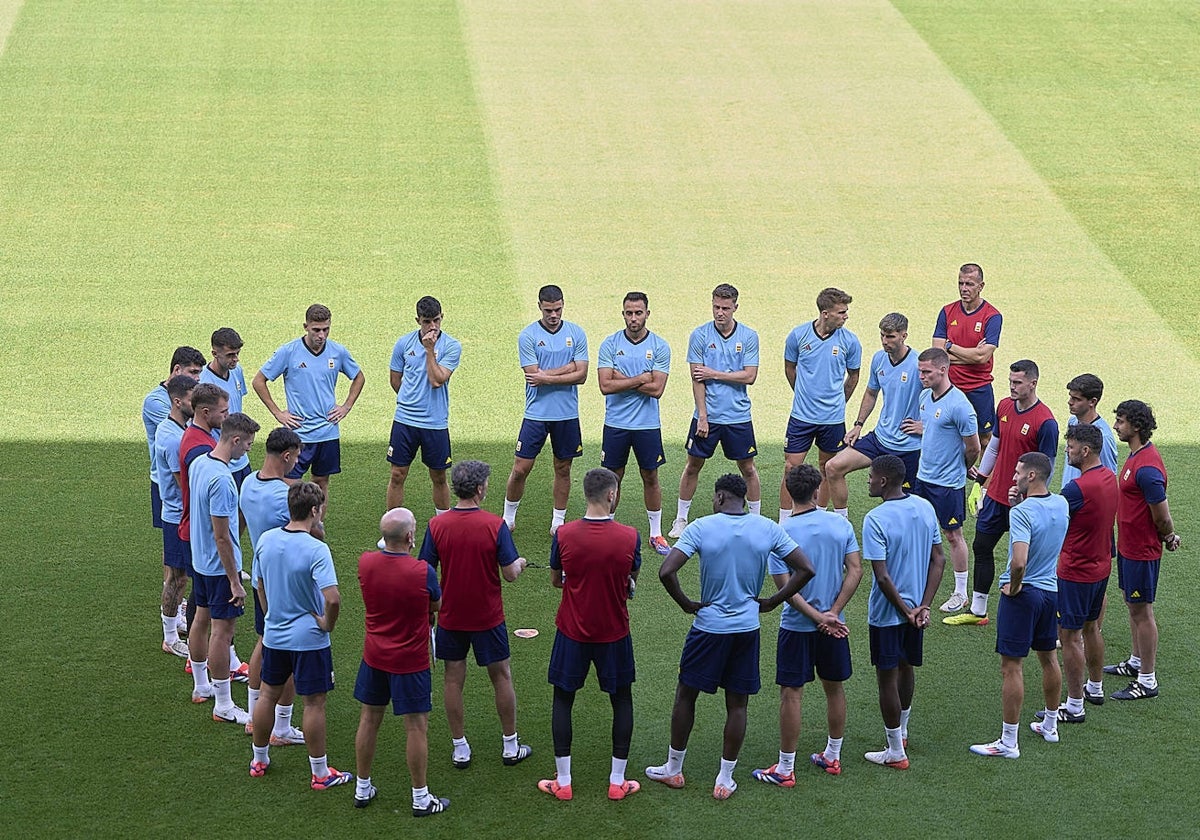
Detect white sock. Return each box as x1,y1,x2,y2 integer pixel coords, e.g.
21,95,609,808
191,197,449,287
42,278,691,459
247,687,259,719
647,510,662,537
502,732,519,757
253,744,270,764
452,737,471,762
826,736,843,761
900,706,911,738
555,755,572,786
676,499,692,522
412,785,429,808
434,508,449,517
274,704,294,736
1001,721,1019,748
954,571,968,597
162,612,179,644
666,746,686,775
191,659,209,691
229,645,243,671
609,756,628,785
551,508,567,527
716,757,737,787
779,508,791,524
503,499,520,528
1040,710,1058,736
885,725,904,755
1086,679,1103,695
834,508,848,519
1139,671,1157,689
777,750,795,775
971,592,989,616
310,754,329,778
1065,696,1084,715
356,776,372,797
747,500,761,516
212,677,233,710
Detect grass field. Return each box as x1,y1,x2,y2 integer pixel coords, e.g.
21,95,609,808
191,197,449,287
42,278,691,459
2,1,1197,836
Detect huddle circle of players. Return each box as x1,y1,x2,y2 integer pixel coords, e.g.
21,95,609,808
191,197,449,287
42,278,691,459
141,265,1182,810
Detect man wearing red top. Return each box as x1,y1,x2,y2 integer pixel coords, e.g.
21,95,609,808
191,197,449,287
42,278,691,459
537,468,642,803
946,360,1058,626
932,263,1003,451
352,507,449,817
1104,400,1181,700
178,383,227,544
418,460,531,768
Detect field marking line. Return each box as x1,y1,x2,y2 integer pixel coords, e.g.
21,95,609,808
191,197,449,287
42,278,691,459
0,0,24,59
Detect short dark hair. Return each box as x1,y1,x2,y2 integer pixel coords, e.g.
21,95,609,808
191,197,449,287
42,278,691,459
171,346,206,370
538,285,564,304
1010,359,1039,380
918,347,950,367
816,287,852,312
416,296,442,319
189,382,227,411
879,313,908,333
1114,399,1156,441
623,291,649,308
785,464,822,505
712,283,739,302
871,455,907,488
210,327,243,350
451,460,491,499
305,303,332,323
287,481,325,520
714,473,747,500
959,263,984,283
265,427,302,455
1017,452,1052,482
1066,373,1104,402
1064,422,1103,452
583,468,619,503
165,374,197,400
221,412,260,439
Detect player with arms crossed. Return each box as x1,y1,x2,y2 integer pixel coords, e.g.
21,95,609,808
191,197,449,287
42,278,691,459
597,292,671,555
670,284,762,537
752,464,862,785
503,285,588,535
824,313,922,519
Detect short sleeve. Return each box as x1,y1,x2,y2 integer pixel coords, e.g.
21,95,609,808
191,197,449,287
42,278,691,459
518,328,538,368
426,563,442,601
418,523,439,568
742,328,760,367
932,308,948,339
496,522,519,566
572,325,588,361
597,336,615,370
441,337,462,372
653,338,671,374
260,345,288,381
983,313,1002,346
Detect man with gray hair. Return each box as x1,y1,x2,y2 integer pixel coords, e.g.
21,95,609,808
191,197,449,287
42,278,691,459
419,460,531,769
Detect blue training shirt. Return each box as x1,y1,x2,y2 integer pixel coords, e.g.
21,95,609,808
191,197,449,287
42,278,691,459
772,508,859,632
390,329,462,429
862,493,941,627
518,320,588,421
188,453,242,577
152,417,187,524
687,321,759,425
783,322,862,425
1001,493,1069,592
142,384,170,480
673,512,798,634
240,472,292,587
253,527,339,651
200,365,251,472
916,386,978,488
866,348,922,452
258,337,362,443
1060,415,1119,488
597,329,671,430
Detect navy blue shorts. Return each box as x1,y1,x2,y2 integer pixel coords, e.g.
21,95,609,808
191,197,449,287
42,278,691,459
685,419,757,462
515,418,583,461
910,481,966,531
853,432,921,489
150,481,163,529
162,523,191,571
1117,556,1159,604
869,623,923,670
262,645,335,696
964,386,996,436
601,425,665,472
192,572,245,620
678,627,760,695
388,421,452,471
1057,578,1108,630
548,631,636,693
976,496,1011,536
253,586,266,636
776,628,852,686
784,417,846,456
996,586,1058,657
288,440,341,479
353,661,432,715
436,623,511,666
232,465,251,490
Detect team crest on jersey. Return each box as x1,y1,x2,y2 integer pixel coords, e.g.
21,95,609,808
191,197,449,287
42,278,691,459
1123,468,1131,480
566,338,574,347
935,409,942,418
645,350,653,360
832,347,839,356
735,343,743,352
328,359,336,369
1021,423,1030,435
974,322,982,332
900,372,908,382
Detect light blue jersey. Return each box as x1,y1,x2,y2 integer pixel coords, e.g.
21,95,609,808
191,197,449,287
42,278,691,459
188,453,241,577
862,494,941,627
1060,415,1119,488
253,527,338,651
518,320,589,421
1001,493,1068,593
239,471,291,582
687,321,759,425
674,512,798,634
916,386,978,488
772,509,859,632
142,384,170,480
258,338,362,443
866,348,922,452
152,417,187,524
391,329,462,428
597,329,670,430
200,365,251,471
783,322,862,424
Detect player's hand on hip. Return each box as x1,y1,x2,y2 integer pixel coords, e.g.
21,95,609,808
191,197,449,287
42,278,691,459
327,404,350,423
275,409,302,429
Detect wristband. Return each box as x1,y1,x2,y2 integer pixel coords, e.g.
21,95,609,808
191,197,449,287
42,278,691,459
853,420,864,427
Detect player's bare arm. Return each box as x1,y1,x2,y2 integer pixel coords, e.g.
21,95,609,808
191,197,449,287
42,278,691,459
327,370,365,423
252,370,300,428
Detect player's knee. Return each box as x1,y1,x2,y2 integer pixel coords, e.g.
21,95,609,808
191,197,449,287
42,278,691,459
429,468,447,486
639,468,659,488
389,465,409,486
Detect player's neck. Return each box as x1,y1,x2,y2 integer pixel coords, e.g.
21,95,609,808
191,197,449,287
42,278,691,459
206,361,228,380
1076,409,1100,424
962,296,983,312
931,381,952,399
790,502,818,515
210,444,233,465
888,345,911,364
583,504,613,519
814,318,837,339
623,328,646,342
1015,395,1039,411
713,320,736,338
1127,436,1148,454
169,409,188,426
259,459,289,480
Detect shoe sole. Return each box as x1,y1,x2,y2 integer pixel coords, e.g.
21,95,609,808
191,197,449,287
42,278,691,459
608,781,640,800
354,793,376,809
646,773,685,789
